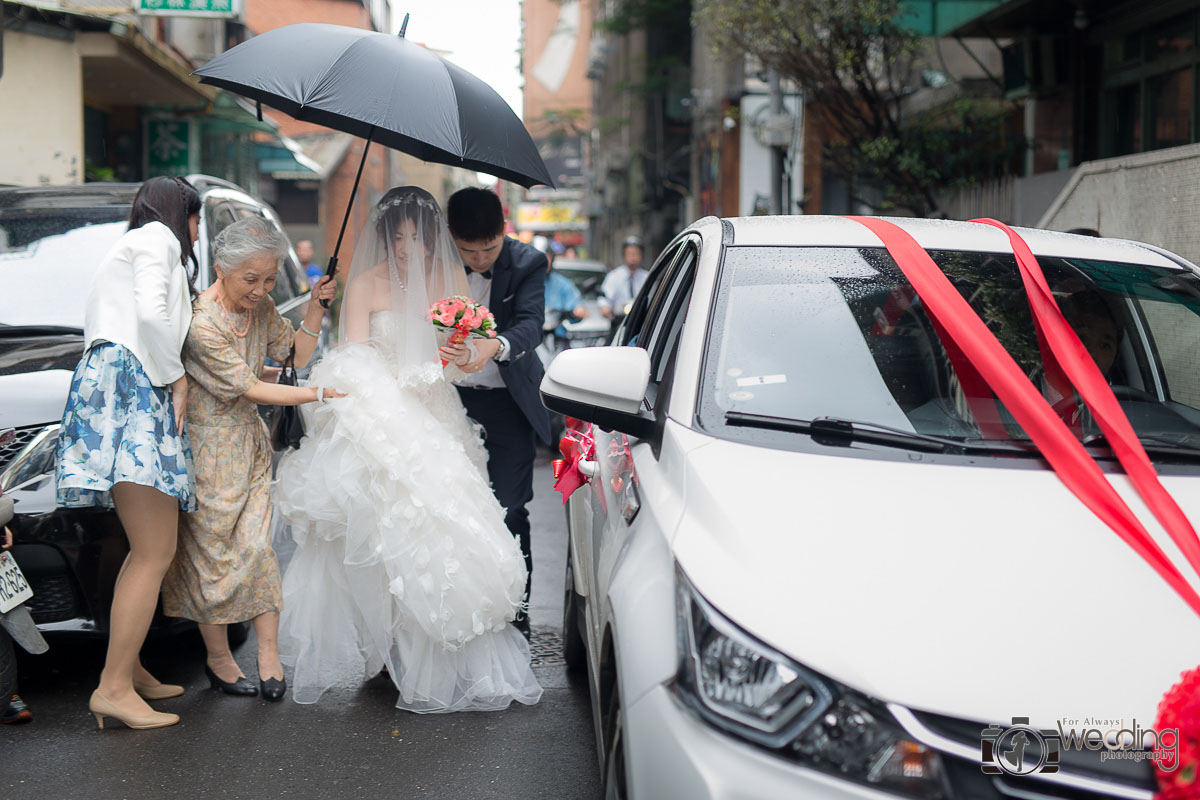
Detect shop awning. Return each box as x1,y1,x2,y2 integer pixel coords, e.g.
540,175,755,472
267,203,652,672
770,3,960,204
256,136,322,178
199,92,277,134
937,0,1075,38
899,0,1008,37
79,22,214,107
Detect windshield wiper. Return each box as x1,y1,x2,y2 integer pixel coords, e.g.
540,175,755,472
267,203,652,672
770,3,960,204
723,412,1026,455
1082,432,1200,461
0,325,84,338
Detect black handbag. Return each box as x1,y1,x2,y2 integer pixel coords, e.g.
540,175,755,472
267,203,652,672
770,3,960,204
269,345,306,451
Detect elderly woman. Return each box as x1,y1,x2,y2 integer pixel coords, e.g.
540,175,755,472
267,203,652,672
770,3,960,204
161,217,342,702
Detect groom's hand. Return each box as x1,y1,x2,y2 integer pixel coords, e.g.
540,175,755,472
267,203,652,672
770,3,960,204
462,338,502,373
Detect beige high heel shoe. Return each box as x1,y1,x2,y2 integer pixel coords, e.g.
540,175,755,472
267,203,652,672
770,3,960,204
89,690,179,730
132,680,185,700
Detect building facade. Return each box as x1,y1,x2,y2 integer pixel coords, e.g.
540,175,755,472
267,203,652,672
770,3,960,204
521,0,593,252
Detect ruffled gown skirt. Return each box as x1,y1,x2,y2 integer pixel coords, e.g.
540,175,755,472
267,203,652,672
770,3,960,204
274,343,542,712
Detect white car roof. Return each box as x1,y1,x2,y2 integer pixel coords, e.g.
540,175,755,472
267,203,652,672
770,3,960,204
719,215,1191,270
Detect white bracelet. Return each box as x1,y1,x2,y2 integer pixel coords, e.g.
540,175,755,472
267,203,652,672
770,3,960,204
299,321,320,338
317,386,325,404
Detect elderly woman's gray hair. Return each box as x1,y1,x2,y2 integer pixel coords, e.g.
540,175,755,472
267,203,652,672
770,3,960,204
213,217,289,274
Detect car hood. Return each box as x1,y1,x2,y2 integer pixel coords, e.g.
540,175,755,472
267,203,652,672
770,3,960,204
671,438,1200,728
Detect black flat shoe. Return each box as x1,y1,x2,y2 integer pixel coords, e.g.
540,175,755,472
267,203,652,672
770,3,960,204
205,665,258,696
260,677,286,702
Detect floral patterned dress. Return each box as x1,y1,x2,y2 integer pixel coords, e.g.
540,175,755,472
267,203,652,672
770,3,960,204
161,296,295,625
55,343,195,511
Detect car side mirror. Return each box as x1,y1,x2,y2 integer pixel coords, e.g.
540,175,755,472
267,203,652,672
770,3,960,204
539,347,655,439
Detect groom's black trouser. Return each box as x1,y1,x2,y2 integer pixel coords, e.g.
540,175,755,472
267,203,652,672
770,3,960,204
456,386,536,619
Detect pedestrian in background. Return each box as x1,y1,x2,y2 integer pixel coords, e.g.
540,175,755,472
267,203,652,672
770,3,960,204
161,217,339,702
54,176,201,731
535,235,587,342
297,239,323,289
599,235,649,342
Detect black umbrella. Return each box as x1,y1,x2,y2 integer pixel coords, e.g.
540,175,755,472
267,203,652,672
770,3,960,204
193,17,553,286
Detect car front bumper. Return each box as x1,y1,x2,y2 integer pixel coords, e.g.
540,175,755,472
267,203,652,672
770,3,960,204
625,684,901,800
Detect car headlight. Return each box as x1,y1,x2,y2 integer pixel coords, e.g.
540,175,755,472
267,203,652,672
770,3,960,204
0,424,60,494
674,567,948,799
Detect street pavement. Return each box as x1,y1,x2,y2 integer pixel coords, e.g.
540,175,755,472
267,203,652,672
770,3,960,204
0,460,600,800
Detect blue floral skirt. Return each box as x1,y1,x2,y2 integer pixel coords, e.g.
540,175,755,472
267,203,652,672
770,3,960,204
55,343,196,511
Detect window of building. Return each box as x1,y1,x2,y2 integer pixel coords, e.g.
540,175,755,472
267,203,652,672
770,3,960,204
1101,11,1200,158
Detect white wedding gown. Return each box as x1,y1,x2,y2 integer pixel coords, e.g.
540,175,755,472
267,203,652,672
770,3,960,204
274,313,543,712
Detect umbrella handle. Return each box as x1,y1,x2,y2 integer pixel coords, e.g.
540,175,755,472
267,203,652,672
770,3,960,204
319,256,339,309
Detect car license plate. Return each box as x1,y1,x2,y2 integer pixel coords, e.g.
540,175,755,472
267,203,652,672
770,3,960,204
0,551,32,614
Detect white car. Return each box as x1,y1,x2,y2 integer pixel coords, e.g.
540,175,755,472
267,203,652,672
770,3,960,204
540,215,1200,800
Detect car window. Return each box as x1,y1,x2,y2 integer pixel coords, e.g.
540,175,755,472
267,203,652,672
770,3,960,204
698,246,1200,463
645,245,697,384
1130,293,1200,409
203,199,239,285
619,243,684,347
638,244,698,409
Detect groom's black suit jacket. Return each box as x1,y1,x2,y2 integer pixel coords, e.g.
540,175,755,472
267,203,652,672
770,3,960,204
487,237,552,445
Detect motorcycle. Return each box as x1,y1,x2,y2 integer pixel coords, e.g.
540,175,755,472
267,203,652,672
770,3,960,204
0,428,49,718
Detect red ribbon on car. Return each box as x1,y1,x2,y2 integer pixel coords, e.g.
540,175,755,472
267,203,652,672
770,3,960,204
845,216,1200,618
970,218,1200,579
553,422,596,504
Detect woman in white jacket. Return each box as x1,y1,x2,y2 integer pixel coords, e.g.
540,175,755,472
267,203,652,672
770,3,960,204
54,176,201,730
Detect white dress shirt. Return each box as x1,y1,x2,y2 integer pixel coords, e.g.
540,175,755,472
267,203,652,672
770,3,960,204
453,270,512,389
599,265,649,313
83,221,191,386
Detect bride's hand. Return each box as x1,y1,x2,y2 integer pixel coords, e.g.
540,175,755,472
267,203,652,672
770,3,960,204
440,342,471,366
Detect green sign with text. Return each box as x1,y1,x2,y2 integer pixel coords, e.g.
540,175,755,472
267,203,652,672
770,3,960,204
145,119,191,176
137,0,236,17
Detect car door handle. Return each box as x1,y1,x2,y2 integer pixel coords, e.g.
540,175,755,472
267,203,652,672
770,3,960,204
578,459,599,479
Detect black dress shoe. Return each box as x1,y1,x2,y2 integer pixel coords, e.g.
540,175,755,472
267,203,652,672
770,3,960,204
260,677,286,701
205,665,258,696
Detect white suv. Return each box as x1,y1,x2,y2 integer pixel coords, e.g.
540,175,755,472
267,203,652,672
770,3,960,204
541,215,1200,800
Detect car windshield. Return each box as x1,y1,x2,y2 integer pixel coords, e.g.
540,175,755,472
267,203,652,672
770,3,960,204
0,209,128,328
700,246,1200,455
554,262,605,297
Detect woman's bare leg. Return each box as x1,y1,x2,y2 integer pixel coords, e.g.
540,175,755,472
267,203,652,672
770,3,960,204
198,623,245,682
108,557,167,688
253,611,283,681
97,482,179,715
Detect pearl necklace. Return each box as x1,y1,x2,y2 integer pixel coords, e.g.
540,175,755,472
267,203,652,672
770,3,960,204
214,288,250,338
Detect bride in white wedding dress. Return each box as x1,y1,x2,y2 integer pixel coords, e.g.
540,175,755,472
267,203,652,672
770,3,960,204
274,186,542,712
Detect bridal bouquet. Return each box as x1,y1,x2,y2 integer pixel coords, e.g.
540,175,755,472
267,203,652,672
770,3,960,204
428,296,498,366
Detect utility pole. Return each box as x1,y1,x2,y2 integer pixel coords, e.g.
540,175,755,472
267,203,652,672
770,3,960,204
768,69,785,215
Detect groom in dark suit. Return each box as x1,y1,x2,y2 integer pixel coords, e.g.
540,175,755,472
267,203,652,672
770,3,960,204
441,188,551,637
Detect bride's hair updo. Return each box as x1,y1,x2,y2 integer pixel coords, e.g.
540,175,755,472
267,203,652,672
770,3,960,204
376,186,441,257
